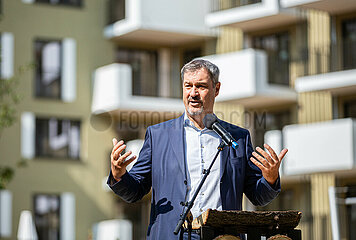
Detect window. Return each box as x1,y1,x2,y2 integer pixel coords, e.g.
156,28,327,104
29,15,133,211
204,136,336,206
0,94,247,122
34,0,82,7
182,48,202,67
253,32,290,86
342,18,356,70
35,117,80,159
117,48,158,97
345,186,356,239
35,40,62,99
108,0,125,24
34,194,60,240
344,99,356,118
253,109,291,148
34,38,76,101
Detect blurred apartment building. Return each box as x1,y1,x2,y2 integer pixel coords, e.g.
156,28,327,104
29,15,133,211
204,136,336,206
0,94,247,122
1,0,356,240
0,0,118,239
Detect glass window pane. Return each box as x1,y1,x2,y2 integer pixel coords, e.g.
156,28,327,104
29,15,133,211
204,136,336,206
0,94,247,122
253,32,290,86
34,194,60,240
35,40,62,99
117,48,158,97
35,118,81,160
342,18,356,70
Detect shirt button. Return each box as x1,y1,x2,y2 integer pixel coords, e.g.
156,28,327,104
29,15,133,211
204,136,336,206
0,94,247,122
200,208,203,212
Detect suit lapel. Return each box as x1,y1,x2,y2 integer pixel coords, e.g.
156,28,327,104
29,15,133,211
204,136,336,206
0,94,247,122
220,143,229,180
169,115,187,177
218,120,230,179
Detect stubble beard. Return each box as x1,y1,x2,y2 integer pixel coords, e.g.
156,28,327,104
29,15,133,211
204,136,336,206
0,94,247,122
187,105,204,116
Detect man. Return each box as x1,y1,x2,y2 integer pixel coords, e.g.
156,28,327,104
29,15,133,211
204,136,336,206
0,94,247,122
108,59,288,239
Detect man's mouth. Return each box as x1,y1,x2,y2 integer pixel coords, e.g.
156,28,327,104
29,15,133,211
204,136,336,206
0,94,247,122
188,100,202,107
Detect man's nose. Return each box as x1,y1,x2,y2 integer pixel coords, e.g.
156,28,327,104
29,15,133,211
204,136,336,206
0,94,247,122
190,86,198,97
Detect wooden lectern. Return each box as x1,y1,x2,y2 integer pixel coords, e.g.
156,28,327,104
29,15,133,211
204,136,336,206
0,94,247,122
183,209,302,240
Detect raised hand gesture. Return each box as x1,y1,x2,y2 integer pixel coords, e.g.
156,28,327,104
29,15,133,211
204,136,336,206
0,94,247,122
111,138,137,181
250,143,288,185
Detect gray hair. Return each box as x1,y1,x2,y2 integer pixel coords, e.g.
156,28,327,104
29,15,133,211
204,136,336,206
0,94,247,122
181,59,220,85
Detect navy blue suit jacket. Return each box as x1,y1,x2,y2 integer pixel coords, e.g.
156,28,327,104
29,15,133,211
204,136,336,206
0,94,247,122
108,115,280,239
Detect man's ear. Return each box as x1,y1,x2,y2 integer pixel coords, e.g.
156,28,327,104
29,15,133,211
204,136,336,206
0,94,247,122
215,82,221,97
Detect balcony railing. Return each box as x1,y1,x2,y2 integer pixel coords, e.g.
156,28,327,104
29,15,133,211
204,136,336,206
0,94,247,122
266,50,290,86
107,0,125,25
210,0,261,12
294,39,356,77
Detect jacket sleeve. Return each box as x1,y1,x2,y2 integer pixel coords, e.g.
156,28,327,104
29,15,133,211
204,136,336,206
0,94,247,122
243,131,281,206
107,127,153,203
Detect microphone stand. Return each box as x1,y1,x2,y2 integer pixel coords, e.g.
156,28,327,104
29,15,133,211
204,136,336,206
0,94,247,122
174,141,227,237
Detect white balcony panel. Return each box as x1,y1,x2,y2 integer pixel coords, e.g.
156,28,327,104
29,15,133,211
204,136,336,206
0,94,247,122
281,0,356,14
202,49,296,108
295,69,356,95
264,130,283,176
206,0,300,32
283,118,356,175
104,0,215,45
93,219,132,240
92,63,183,114
126,139,144,172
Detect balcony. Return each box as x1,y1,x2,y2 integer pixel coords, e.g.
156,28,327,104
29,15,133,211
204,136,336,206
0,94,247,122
281,0,356,14
294,40,356,94
206,0,301,32
91,63,184,115
281,118,356,175
202,49,297,108
104,0,215,45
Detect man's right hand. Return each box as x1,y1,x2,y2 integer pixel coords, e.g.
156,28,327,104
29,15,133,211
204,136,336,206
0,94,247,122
111,138,137,182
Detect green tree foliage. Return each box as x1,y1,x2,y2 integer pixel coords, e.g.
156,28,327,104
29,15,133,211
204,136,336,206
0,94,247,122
0,64,32,189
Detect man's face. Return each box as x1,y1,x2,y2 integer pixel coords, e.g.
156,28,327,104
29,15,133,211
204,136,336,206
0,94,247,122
182,68,220,117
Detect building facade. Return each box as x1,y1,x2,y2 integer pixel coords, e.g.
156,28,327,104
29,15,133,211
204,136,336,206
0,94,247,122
0,0,118,239
1,0,356,240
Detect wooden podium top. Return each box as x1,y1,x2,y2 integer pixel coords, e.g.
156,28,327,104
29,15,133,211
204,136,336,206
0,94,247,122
188,209,302,233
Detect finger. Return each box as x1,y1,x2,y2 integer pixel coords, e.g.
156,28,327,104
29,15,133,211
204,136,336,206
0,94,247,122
112,138,118,146
264,144,279,162
113,144,126,160
122,155,137,167
111,140,124,156
256,147,274,164
250,157,267,171
252,152,270,168
278,148,288,161
117,150,132,164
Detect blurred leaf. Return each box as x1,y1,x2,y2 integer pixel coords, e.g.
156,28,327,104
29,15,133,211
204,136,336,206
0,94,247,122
0,166,15,190
17,158,29,168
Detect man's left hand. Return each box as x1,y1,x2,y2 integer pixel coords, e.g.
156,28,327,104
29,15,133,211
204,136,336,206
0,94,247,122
250,143,288,185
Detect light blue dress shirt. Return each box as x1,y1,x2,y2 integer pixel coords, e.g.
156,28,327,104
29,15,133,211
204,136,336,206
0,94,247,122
184,113,222,219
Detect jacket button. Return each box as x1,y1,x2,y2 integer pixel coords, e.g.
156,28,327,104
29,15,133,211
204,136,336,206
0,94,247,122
184,180,187,185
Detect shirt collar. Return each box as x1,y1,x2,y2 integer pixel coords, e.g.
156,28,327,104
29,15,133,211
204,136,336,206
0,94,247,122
183,111,217,132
